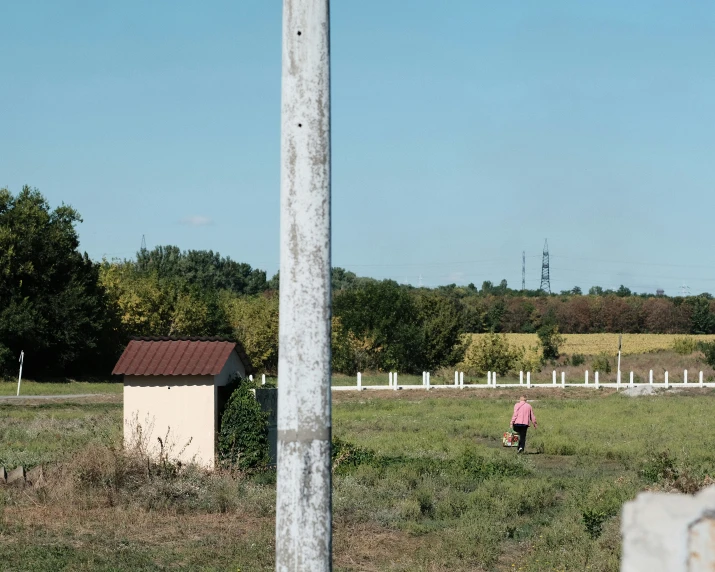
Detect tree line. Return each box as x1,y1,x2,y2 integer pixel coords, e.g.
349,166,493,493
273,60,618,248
2,186,714,378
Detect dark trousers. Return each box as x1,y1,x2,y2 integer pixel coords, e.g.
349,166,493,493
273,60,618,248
513,424,528,451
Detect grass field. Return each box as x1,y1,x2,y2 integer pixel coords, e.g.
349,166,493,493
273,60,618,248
2,390,715,570
467,333,715,356
0,380,122,397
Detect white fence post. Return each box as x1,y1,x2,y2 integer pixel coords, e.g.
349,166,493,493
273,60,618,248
357,372,361,390
389,372,393,387
493,372,497,387
454,371,458,386
585,370,589,385
617,370,621,386
487,371,492,386
520,371,524,385
665,371,669,388
394,372,398,391
649,370,653,385
249,374,254,382
262,374,266,386
595,371,599,389
426,371,430,390
527,371,531,388
684,369,688,385
561,371,565,386
552,370,556,385
460,371,464,388
422,371,425,386
630,371,634,386
700,371,704,387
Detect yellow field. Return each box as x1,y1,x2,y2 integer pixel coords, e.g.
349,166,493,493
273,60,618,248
467,333,715,356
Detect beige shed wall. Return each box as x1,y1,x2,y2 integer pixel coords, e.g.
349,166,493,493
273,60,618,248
216,350,246,385
124,375,216,467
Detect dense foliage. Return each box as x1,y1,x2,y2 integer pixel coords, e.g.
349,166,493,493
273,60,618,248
217,376,269,469
4,185,715,378
0,187,120,377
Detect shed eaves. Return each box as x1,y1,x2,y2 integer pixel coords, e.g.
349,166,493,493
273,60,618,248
113,339,243,376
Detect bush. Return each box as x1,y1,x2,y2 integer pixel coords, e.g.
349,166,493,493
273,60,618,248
537,323,564,362
218,376,269,470
699,341,715,368
462,333,523,375
571,353,585,367
673,337,696,355
591,353,612,374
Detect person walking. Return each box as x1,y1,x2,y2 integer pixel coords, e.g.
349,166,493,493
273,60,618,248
510,395,537,453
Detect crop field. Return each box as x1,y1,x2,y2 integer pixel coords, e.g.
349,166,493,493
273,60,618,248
467,333,715,356
3,390,715,571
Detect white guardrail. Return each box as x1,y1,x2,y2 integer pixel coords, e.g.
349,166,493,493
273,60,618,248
330,369,715,391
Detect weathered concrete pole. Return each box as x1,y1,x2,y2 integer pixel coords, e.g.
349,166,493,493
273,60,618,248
276,1,332,570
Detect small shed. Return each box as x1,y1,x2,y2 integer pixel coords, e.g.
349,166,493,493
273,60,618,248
112,337,253,468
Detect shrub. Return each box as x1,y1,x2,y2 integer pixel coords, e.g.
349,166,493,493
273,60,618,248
537,323,564,362
462,333,523,375
218,376,269,470
571,353,585,367
591,353,611,374
699,341,715,368
673,337,696,355
640,451,679,483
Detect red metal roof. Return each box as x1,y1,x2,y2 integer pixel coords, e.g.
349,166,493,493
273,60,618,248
112,338,247,376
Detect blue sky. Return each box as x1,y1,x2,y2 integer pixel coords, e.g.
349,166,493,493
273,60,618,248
2,1,715,295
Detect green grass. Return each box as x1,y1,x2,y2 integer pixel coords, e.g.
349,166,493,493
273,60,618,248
2,390,715,570
0,380,122,396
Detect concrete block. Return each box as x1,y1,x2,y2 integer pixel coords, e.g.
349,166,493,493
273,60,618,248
622,484,715,571
6,466,24,486
26,465,44,487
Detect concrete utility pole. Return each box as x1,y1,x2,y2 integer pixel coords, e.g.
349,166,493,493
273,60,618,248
276,1,332,571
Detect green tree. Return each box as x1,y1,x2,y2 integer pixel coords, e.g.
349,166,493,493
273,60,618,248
0,186,121,376
333,280,422,372
462,333,523,375
413,291,465,370
537,322,565,362
222,292,279,373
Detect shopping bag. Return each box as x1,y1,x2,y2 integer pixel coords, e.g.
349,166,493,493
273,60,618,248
502,430,520,447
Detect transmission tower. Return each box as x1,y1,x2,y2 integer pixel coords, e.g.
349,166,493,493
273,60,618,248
539,239,551,293
140,234,146,252
522,251,526,291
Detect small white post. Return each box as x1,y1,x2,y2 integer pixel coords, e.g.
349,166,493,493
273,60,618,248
249,374,254,382
552,370,556,385
520,371,524,385
454,371,458,386
617,370,621,386
700,371,704,386
561,371,565,386
630,371,634,386
389,371,393,387
665,371,669,387
595,371,599,388
487,371,491,386
585,370,589,385
262,373,266,386
426,371,430,390
394,372,398,391
357,372,361,390
459,371,464,388
684,369,688,384
492,372,497,387
422,371,426,386
527,371,531,388
649,370,653,384
16,351,24,397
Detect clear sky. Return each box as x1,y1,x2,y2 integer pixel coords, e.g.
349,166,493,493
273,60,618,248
3,1,715,295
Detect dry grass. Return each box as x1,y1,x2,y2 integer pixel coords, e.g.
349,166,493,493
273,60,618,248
467,333,715,356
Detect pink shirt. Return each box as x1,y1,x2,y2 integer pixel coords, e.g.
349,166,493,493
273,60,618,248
511,401,537,427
